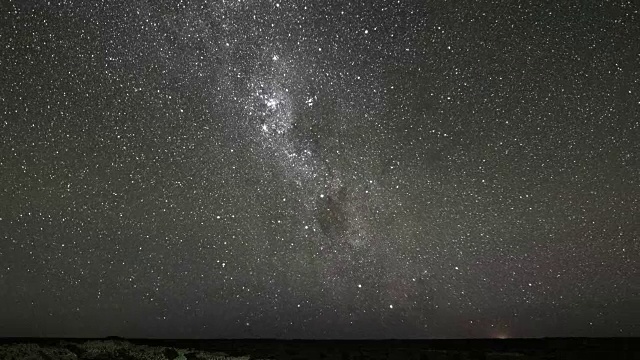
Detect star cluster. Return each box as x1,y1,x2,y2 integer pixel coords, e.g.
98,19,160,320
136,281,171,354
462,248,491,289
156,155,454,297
0,0,638,339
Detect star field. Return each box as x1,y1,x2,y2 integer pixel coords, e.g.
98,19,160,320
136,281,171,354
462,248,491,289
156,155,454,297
0,0,639,339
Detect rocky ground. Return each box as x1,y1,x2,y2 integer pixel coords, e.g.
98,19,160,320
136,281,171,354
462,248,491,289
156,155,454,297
0,340,249,360
0,338,637,359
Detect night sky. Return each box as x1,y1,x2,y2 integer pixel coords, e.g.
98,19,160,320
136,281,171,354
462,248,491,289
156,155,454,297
1,0,639,339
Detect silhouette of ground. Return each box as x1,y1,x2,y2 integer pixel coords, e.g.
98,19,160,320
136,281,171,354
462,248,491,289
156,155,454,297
0,337,637,360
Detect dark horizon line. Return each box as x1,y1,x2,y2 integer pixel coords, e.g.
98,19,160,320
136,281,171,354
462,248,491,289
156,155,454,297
1,336,638,341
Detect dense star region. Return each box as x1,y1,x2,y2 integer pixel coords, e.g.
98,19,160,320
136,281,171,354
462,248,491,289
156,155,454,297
1,0,639,339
